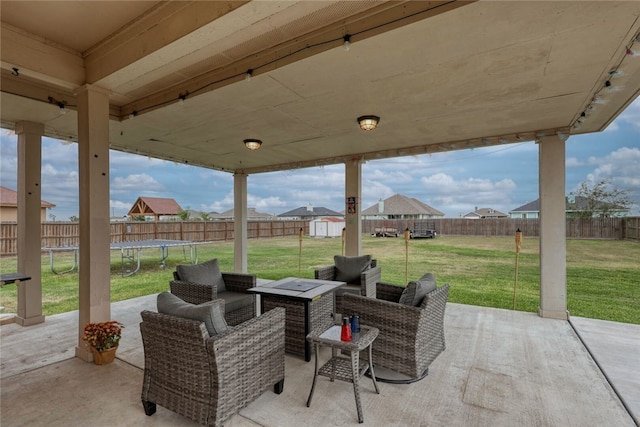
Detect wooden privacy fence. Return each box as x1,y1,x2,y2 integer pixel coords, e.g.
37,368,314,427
362,217,633,240
624,217,640,242
0,220,308,256
0,217,636,256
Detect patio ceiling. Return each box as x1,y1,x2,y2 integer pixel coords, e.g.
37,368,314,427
1,1,640,174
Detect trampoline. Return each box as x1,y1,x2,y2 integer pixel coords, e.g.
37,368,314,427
44,239,212,277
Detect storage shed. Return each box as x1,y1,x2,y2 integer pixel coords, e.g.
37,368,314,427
309,217,344,238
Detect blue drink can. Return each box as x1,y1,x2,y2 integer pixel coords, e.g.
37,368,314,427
350,315,360,333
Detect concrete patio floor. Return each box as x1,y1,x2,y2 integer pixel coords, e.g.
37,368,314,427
1,294,638,427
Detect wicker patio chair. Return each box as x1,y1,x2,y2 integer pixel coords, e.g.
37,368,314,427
170,258,256,326
314,255,381,314
340,280,450,384
140,303,286,427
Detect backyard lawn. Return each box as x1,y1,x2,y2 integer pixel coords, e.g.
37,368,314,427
0,235,638,324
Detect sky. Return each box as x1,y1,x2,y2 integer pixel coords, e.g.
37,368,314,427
1,98,639,221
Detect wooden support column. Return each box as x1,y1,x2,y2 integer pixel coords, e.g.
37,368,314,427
15,121,45,326
344,158,363,256
234,172,248,273
538,134,568,320
76,84,112,361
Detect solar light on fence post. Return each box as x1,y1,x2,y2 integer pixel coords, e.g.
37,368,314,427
512,228,523,310
404,227,411,284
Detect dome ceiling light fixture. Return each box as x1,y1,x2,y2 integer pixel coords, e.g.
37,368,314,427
243,138,263,150
357,115,380,131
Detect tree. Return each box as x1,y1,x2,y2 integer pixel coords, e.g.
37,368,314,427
569,178,631,218
200,212,211,221
178,210,190,220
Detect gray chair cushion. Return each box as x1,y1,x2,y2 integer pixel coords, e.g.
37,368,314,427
399,272,437,306
157,291,229,335
218,291,254,314
334,255,372,283
335,284,363,297
176,258,226,292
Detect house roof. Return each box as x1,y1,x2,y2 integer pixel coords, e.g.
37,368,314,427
127,197,182,216
464,208,508,218
361,194,444,217
0,186,55,208
510,197,629,213
278,206,343,218
510,200,540,213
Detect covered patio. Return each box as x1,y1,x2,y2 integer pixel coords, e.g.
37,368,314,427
1,293,638,426
1,1,640,425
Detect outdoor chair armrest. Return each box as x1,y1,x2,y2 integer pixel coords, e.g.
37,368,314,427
210,306,285,354
341,292,423,339
207,307,286,405
314,265,337,281
169,280,217,305
360,266,381,298
376,281,405,302
221,272,257,293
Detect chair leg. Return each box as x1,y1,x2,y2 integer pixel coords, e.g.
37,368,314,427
142,400,156,416
274,379,284,394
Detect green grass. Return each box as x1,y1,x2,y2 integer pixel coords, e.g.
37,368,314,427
1,236,638,324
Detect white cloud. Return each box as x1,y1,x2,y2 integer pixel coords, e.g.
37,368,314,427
366,168,413,184
566,157,583,167
422,174,516,195
249,196,287,212
586,147,640,193
421,172,455,187
617,97,640,132
112,174,164,192
109,199,131,212
110,150,167,170
362,181,395,207
419,173,518,215
200,191,234,213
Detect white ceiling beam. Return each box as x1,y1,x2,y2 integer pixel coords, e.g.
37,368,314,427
84,1,250,85
0,23,84,91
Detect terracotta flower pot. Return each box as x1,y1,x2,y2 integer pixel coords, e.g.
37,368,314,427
90,346,118,365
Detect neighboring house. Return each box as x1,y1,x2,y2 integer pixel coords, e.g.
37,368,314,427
0,186,55,222
127,196,182,221
278,204,343,221
510,197,629,218
509,200,540,219
214,207,275,221
463,207,508,219
361,194,444,220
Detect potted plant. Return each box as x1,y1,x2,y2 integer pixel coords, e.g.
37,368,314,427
82,320,124,365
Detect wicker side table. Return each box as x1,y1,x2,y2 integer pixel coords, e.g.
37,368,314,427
306,325,380,423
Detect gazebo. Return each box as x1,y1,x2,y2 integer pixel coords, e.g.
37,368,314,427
126,196,182,222
1,0,639,367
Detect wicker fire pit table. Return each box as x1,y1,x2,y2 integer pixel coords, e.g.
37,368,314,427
248,277,345,361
